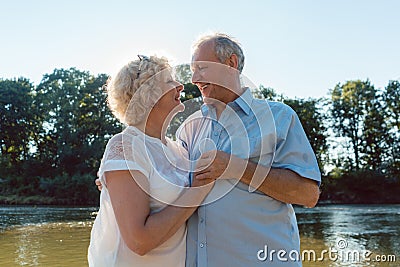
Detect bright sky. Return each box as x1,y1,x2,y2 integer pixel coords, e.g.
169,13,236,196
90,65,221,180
1,0,399,98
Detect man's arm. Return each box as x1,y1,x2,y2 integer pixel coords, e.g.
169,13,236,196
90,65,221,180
195,150,320,207
241,159,320,207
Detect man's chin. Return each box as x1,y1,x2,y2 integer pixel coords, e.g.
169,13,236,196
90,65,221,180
203,97,222,106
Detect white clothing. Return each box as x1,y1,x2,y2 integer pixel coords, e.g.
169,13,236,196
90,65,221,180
88,126,189,267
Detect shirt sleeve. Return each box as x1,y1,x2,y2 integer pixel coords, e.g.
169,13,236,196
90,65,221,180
270,102,321,185
99,133,151,185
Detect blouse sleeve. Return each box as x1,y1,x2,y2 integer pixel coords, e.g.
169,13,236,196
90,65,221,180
98,133,151,184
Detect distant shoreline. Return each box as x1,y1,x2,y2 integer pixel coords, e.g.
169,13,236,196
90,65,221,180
1,194,399,206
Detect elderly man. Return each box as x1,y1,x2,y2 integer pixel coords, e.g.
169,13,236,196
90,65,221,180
178,33,320,267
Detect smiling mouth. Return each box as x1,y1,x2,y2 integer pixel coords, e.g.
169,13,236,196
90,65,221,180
199,83,210,90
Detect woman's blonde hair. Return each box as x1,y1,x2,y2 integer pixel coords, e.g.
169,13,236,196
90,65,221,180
106,56,171,125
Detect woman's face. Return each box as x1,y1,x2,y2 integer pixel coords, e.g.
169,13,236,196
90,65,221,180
153,70,184,118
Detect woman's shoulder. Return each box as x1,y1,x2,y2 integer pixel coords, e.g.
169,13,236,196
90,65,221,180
103,128,146,160
106,127,141,146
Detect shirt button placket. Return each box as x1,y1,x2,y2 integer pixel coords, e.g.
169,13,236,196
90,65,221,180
212,124,221,145
197,206,207,266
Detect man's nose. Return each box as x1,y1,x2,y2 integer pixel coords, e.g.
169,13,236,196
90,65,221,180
191,70,200,84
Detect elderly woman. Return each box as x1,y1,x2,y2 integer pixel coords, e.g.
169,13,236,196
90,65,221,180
88,56,213,267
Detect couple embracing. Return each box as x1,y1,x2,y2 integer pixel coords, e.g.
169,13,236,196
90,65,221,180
88,33,321,267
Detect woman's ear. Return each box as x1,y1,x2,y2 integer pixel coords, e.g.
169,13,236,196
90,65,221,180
225,54,239,70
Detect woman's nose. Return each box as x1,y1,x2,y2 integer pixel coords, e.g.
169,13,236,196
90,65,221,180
176,83,184,92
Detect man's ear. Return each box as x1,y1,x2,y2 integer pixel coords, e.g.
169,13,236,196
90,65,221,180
225,54,239,70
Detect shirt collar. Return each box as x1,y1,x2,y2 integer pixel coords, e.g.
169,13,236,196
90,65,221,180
200,103,209,116
232,88,252,116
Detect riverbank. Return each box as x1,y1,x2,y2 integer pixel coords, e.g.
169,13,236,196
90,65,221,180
1,193,399,206
0,194,98,206
1,171,399,205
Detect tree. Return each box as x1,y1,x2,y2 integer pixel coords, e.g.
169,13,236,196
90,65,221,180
361,87,388,170
35,68,121,176
0,78,37,174
252,85,284,101
174,64,193,85
330,80,367,171
382,80,400,177
329,80,392,172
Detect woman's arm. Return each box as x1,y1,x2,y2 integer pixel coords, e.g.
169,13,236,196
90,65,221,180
106,170,212,256
194,150,319,207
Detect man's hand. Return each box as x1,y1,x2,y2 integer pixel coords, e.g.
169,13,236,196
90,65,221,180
191,176,215,187
194,150,320,207
194,150,247,181
95,178,103,191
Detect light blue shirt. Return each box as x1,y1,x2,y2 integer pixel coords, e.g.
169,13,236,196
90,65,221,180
177,89,321,267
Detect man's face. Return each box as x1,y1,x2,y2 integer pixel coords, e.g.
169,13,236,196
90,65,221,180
191,41,239,104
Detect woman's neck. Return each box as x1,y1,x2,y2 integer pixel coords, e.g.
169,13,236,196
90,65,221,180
134,114,170,144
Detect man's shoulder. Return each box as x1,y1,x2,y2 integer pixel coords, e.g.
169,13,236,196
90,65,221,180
266,100,295,114
252,99,296,119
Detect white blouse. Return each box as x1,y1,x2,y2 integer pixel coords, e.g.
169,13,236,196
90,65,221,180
88,126,190,267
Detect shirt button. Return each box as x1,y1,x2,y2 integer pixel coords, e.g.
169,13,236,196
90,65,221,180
214,131,219,136
200,218,204,223
200,243,204,248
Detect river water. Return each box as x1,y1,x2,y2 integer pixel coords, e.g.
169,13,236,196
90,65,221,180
0,205,398,266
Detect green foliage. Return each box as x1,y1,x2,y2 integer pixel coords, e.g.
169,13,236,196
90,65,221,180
252,85,285,101
329,80,396,173
0,67,398,205
0,68,121,205
320,170,400,204
174,64,193,85
35,68,122,176
0,78,37,174
0,173,99,205
382,80,400,177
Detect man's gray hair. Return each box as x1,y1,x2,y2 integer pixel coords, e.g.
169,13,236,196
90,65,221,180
193,33,245,73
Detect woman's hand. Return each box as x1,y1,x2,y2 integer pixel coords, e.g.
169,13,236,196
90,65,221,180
95,178,103,191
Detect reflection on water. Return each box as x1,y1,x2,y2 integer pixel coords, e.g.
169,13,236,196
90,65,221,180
0,205,398,266
295,205,399,266
0,206,96,267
